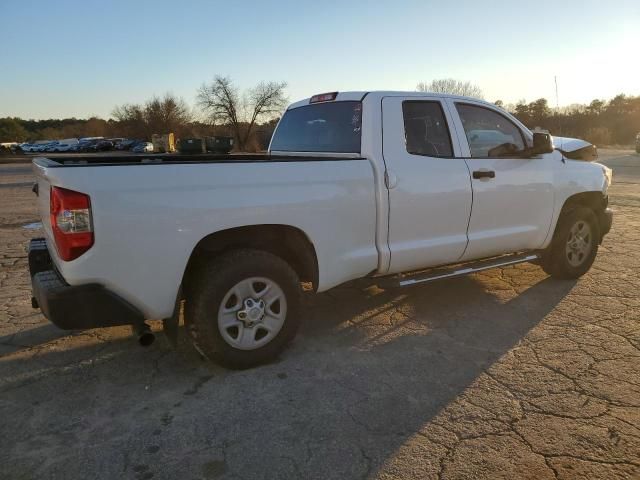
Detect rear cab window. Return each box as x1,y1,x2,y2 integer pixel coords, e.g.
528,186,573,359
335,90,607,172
270,101,362,153
402,101,453,157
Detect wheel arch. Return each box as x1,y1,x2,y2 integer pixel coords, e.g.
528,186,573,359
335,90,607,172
560,191,607,214
547,191,608,247
182,224,319,298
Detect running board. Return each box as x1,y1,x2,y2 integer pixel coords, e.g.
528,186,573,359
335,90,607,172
380,252,540,288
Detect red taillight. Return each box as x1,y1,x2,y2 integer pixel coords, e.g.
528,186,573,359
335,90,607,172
310,92,338,103
50,186,94,261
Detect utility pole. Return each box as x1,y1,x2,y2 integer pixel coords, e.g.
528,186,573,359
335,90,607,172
554,76,561,136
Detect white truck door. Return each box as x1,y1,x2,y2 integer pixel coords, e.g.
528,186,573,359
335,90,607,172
444,99,555,261
382,96,472,274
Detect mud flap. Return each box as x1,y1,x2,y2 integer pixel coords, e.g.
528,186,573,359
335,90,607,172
162,288,183,348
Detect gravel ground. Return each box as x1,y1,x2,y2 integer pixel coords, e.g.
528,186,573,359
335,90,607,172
1,151,639,479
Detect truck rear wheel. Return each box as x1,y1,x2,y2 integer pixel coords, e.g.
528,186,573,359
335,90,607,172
185,249,302,368
541,207,600,279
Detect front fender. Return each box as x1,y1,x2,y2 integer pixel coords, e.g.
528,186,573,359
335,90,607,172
542,158,611,248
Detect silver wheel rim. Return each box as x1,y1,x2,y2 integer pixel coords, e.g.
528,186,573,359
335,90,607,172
217,277,287,351
565,220,592,267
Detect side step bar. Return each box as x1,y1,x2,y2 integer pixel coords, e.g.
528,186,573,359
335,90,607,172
379,252,540,288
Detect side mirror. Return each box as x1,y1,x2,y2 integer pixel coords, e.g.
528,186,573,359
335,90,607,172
532,132,554,155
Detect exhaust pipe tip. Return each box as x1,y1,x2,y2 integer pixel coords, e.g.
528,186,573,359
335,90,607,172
135,323,155,347
139,331,155,347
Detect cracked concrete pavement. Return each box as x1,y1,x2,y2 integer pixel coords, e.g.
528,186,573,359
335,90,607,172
1,150,639,479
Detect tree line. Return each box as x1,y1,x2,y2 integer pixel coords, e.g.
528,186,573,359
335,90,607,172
501,95,640,146
417,78,640,146
1,77,639,149
0,76,288,151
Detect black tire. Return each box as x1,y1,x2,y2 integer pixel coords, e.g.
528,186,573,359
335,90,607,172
541,207,600,279
185,249,302,369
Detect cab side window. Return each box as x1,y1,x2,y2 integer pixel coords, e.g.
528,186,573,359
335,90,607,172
402,101,453,157
455,103,526,157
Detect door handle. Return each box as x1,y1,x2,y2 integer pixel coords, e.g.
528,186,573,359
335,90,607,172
472,170,495,179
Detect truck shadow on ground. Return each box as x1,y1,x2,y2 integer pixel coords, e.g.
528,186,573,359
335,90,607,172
0,322,70,354
0,270,577,479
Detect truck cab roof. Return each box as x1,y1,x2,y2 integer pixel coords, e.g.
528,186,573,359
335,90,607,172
286,91,499,110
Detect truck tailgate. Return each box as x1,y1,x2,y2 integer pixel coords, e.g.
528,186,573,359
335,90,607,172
32,159,54,246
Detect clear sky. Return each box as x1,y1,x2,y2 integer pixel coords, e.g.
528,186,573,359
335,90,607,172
1,0,638,120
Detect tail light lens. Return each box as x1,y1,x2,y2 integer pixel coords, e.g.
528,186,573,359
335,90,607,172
50,186,94,261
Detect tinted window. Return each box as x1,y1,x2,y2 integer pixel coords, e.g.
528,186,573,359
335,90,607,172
455,103,525,157
402,101,453,157
270,101,362,153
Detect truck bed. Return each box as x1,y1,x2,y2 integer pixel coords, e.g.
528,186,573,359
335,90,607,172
32,153,379,319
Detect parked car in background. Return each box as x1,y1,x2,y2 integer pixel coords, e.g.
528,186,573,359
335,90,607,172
78,139,102,152
27,144,48,153
44,144,57,153
37,142,57,152
20,140,82,153
68,142,85,153
95,140,114,151
108,138,124,147
51,142,79,153
117,139,142,150
131,141,153,153
44,140,78,153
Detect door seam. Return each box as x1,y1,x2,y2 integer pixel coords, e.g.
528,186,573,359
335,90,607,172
460,158,474,260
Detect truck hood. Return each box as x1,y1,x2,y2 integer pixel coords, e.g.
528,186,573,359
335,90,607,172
552,136,598,161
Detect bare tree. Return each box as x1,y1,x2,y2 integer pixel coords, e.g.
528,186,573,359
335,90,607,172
112,93,192,139
197,76,287,151
144,94,192,136
416,78,484,99
112,103,147,138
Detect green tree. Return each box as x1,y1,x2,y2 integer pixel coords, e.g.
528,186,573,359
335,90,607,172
513,101,531,125
112,93,192,139
0,118,29,142
527,98,551,127
144,94,192,137
587,99,605,116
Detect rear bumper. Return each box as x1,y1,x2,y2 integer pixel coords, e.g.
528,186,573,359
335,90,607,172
28,238,144,330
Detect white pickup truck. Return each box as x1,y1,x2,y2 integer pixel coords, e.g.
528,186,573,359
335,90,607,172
29,91,613,367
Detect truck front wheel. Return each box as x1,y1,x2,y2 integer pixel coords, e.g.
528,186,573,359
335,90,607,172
185,249,302,368
541,207,600,279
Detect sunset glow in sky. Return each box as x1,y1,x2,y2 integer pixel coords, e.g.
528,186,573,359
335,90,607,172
1,0,638,119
